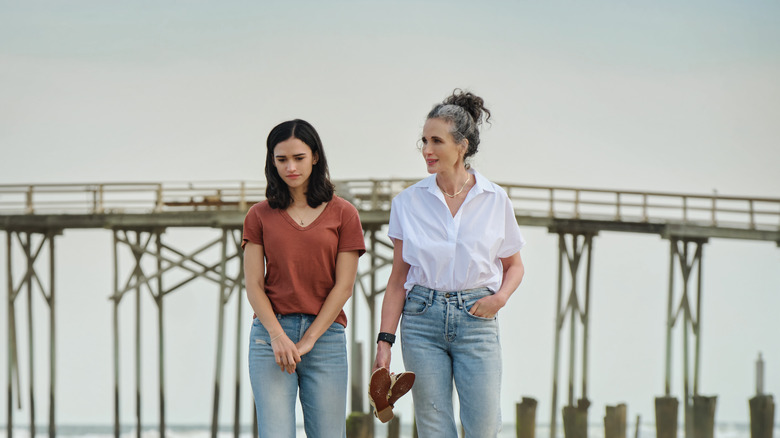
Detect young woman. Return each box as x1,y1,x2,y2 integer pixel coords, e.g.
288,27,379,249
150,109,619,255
243,119,365,438
372,90,526,437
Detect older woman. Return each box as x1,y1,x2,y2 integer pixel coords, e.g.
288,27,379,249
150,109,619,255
373,90,526,437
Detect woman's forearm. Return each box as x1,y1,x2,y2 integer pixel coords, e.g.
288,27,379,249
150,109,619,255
247,285,285,338
379,239,410,335
300,251,360,346
495,252,525,302
244,242,284,338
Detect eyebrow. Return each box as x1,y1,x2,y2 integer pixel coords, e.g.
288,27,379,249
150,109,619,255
275,153,308,158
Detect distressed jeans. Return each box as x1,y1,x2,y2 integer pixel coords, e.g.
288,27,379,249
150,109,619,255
248,313,348,438
401,285,503,438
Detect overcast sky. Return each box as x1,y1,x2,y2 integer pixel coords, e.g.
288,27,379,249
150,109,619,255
1,0,779,431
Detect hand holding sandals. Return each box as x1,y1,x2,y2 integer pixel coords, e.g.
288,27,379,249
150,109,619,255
368,368,415,423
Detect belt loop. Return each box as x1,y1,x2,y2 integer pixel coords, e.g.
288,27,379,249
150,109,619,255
456,291,464,309
427,288,434,306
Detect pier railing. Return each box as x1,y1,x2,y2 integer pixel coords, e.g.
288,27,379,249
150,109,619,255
501,184,780,231
0,181,267,215
1,180,778,231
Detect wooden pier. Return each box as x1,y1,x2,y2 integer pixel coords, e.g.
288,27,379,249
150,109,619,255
2,180,779,438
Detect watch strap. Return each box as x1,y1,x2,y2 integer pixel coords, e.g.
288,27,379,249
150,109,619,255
377,332,396,346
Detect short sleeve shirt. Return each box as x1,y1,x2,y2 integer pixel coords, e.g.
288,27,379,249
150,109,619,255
388,169,525,293
242,196,365,327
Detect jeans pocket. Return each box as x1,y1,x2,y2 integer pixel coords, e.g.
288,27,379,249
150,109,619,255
463,309,496,321
463,297,497,321
327,322,345,334
250,318,271,345
403,294,429,316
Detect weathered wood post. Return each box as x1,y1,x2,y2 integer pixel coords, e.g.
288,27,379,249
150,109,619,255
750,396,775,438
604,404,627,438
563,398,590,438
350,341,364,412
634,414,641,438
691,396,716,438
750,352,774,438
654,396,678,438
346,412,373,438
387,416,400,438
516,397,538,438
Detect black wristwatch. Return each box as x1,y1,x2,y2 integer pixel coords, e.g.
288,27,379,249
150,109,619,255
376,332,396,346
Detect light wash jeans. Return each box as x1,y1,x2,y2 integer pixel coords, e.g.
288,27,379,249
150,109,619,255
248,313,347,438
401,285,503,438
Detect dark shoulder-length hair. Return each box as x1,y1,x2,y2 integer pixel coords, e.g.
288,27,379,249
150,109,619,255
264,119,334,209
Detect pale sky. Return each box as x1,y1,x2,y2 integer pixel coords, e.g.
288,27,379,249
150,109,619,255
1,0,779,430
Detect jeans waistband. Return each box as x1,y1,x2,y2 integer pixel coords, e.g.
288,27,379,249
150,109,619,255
409,285,492,308
274,313,316,322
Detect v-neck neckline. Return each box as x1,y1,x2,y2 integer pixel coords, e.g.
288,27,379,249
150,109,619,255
282,200,331,230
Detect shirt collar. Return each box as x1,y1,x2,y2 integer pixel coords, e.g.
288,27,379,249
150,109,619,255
417,168,495,197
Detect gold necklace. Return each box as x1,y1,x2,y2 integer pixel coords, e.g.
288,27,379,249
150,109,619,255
289,206,309,226
438,175,471,198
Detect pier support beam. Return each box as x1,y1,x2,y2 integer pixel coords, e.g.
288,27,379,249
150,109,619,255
108,227,244,438
549,231,597,438
350,225,393,416
5,229,60,438
661,236,708,438
210,227,245,438
110,228,163,438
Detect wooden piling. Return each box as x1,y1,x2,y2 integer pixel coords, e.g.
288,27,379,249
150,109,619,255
350,342,364,413
605,404,627,438
516,397,538,438
749,395,774,438
563,398,590,438
346,412,373,438
634,414,641,438
691,395,716,438
654,396,678,438
387,416,400,438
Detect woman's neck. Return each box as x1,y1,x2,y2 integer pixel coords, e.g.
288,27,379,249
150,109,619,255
289,188,307,208
436,168,471,194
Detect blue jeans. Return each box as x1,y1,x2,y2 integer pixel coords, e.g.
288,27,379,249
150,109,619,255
248,313,348,438
401,285,503,438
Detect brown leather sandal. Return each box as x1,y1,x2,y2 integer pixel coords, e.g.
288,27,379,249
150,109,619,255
368,368,393,423
388,371,415,407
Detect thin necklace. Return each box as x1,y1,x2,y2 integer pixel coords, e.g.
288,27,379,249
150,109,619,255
438,174,471,198
289,205,309,226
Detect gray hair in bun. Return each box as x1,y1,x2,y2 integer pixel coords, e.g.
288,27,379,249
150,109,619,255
427,89,491,166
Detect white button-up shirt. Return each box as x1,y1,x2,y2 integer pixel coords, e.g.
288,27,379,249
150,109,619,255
388,169,526,293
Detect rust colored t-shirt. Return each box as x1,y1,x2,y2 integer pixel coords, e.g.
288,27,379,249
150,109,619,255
242,196,365,327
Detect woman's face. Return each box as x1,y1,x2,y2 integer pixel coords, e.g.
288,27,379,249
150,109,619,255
421,117,466,175
273,137,317,191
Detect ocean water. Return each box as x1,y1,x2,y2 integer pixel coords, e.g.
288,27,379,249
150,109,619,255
1,422,776,438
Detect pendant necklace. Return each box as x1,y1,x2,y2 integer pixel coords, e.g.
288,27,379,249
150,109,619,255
290,206,308,226
438,175,471,198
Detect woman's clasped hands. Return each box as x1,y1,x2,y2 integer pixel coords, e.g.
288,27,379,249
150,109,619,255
270,333,304,374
